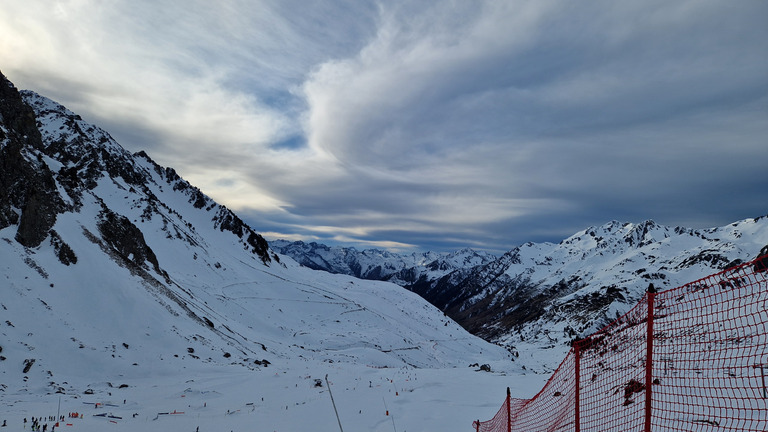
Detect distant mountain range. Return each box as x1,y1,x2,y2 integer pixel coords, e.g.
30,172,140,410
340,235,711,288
269,240,497,286
273,217,768,359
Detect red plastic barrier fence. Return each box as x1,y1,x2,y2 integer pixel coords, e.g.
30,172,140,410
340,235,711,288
473,256,768,431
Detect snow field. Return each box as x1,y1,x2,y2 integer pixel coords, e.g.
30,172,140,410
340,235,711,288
1,362,549,432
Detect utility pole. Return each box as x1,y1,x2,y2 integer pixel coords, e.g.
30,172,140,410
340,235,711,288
325,374,344,432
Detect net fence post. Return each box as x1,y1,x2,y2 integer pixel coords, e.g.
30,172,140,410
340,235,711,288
644,286,656,432
574,342,581,432
325,374,344,432
506,387,512,432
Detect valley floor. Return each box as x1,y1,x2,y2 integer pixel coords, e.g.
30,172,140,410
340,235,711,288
0,362,547,432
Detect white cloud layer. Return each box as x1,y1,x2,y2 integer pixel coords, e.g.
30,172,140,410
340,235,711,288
1,0,767,252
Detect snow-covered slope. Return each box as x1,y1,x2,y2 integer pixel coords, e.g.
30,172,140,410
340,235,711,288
0,71,518,431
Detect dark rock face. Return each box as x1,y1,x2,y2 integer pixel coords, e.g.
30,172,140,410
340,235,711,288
0,70,63,247
755,245,768,272
0,73,42,149
213,206,271,264
50,230,77,265
97,206,160,273
14,172,62,248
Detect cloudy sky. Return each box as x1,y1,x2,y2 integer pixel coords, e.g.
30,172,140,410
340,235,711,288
1,0,767,253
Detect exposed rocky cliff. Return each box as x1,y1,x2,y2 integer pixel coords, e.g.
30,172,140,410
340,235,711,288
0,73,63,248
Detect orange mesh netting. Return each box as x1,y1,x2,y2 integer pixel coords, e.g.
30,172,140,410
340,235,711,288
473,256,768,431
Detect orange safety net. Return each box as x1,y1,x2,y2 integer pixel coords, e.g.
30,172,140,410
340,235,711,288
473,256,768,431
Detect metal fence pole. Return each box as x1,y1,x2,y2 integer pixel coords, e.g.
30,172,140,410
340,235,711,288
574,343,581,432
506,387,512,432
644,289,656,432
325,374,344,432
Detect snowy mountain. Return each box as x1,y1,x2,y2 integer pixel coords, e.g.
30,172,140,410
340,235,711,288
274,220,768,367
0,71,518,431
413,218,768,358
270,240,496,287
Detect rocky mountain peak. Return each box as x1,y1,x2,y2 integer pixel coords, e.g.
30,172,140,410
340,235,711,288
0,73,43,151
0,71,274,270
0,70,63,248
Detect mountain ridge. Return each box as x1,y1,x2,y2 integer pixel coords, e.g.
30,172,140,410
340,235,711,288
269,239,496,285
273,216,768,362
